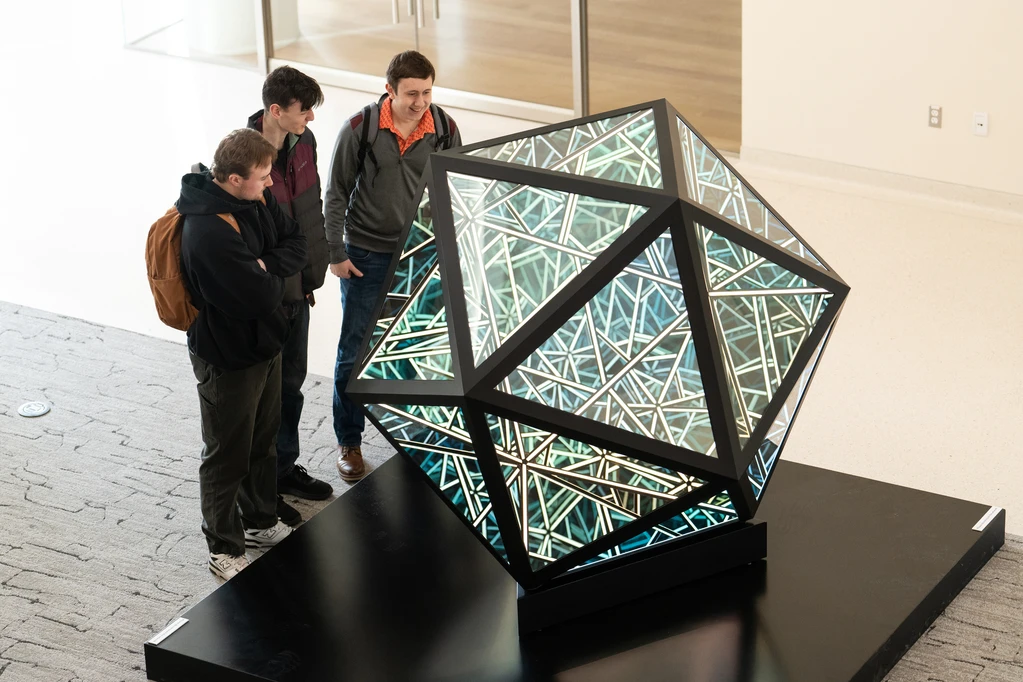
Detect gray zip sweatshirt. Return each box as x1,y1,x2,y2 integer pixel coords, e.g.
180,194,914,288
323,105,460,264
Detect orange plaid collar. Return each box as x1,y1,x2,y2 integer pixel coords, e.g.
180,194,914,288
379,97,435,155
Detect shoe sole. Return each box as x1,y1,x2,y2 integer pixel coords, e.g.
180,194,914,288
244,538,281,549
337,470,366,483
277,486,332,501
208,563,238,580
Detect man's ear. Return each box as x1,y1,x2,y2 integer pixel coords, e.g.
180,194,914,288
385,83,396,100
269,103,282,119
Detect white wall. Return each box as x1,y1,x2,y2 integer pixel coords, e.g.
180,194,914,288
743,1,1023,196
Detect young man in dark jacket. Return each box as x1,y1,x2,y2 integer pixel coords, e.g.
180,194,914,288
324,51,461,483
247,66,333,525
179,129,307,580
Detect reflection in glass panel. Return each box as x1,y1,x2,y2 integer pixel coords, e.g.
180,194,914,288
580,490,738,567
122,0,259,69
360,190,453,380
486,414,706,571
696,223,832,446
500,231,717,456
367,404,508,562
448,172,649,365
678,118,824,270
468,110,663,189
747,324,832,499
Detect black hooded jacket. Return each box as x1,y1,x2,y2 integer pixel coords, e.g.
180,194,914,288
177,172,307,371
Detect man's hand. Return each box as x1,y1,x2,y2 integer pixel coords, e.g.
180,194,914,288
330,260,363,279
257,258,267,271
306,292,316,307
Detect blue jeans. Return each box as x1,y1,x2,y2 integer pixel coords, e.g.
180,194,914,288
333,244,392,446
276,300,309,479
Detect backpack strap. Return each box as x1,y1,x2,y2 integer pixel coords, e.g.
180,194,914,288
216,213,242,234
355,94,388,179
430,103,454,151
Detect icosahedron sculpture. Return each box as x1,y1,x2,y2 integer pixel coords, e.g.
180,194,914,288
347,100,848,590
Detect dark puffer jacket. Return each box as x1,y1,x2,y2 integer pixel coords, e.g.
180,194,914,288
177,172,307,371
247,111,330,303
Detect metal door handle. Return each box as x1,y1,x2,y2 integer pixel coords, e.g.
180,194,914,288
434,0,440,20
408,0,414,17
392,0,400,23
416,0,425,27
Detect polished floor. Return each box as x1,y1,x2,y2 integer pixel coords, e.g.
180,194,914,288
127,0,742,151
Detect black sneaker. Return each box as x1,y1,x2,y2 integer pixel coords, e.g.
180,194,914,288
278,464,333,501
276,495,302,527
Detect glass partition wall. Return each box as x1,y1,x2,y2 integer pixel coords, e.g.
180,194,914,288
122,0,740,151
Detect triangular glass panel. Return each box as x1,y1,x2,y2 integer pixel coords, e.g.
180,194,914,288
498,230,717,456
366,404,508,562
447,172,650,366
747,323,832,499
486,413,707,572
579,489,739,568
468,109,663,189
696,223,833,446
359,189,454,381
677,117,825,269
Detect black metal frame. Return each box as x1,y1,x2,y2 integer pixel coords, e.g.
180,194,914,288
346,99,848,607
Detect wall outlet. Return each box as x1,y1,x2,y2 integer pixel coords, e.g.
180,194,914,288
929,105,942,128
973,112,989,136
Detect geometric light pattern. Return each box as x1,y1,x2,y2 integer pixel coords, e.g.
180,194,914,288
449,173,650,365
678,117,825,269
486,413,708,570
470,109,663,189
349,100,848,590
696,223,832,446
359,189,453,381
499,230,717,456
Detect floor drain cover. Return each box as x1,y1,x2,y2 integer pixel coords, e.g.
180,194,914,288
18,401,51,418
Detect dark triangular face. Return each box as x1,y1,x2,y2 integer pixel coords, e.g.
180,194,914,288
466,108,664,189
445,170,652,366
495,228,718,458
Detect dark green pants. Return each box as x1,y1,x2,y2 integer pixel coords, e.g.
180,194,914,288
190,352,280,555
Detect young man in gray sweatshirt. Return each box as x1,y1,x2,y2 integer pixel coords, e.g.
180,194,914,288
323,51,461,482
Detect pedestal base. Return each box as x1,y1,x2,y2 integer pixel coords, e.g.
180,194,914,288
517,520,767,634
144,458,1005,682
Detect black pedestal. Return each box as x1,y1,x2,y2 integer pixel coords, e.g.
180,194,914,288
517,519,767,634
144,457,1004,682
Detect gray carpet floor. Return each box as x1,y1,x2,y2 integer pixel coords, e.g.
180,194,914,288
0,301,1019,682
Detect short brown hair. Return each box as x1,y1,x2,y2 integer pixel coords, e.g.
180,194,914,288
386,51,436,92
263,65,324,112
212,129,276,182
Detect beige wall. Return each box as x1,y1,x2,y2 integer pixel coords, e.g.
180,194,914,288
742,1,1023,195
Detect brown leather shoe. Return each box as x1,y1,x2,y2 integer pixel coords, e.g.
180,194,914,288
336,445,367,482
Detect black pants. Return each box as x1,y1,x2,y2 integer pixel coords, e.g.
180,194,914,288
276,301,309,480
190,352,280,555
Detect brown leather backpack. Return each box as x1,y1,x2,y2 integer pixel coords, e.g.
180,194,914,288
145,207,240,331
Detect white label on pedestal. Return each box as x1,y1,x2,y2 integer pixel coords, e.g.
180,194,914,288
972,506,1002,532
147,617,188,646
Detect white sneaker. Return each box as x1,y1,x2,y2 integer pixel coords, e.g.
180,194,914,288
243,520,293,549
209,553,249,580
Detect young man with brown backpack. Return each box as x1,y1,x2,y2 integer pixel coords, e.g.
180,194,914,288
246,66,333,525
177,128,307,579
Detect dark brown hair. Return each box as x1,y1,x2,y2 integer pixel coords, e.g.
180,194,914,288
262,65,324,112
386,51,436,92
211,129,277,182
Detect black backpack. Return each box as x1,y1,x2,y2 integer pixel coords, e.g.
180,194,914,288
354,93,455,180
